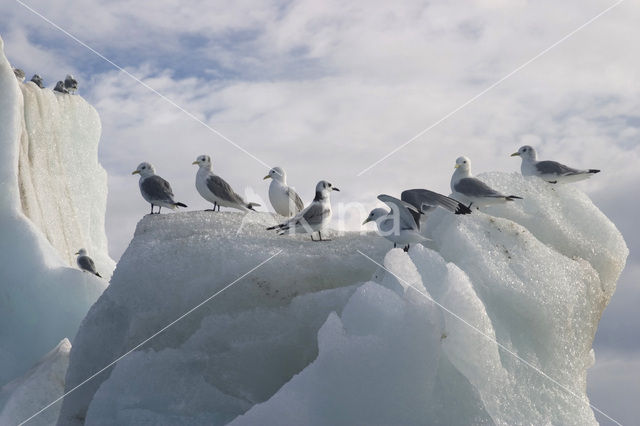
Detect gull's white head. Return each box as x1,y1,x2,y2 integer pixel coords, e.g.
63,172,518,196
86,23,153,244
75,248,87,256
511,145,537,161
192,155,212,169
264,166,286,182
132,162,155,177
314,180,340,200
454,156,471,172
362,208,387,225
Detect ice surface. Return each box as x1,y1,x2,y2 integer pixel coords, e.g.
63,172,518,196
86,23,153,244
60,169,626,426
0,339,71,426
59,211,387,425
0,35,111,391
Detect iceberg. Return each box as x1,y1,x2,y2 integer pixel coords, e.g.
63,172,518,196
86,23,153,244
0,339,71,426
0,34,112,392
59,171,627,425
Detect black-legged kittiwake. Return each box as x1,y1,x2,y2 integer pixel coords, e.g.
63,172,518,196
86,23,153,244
267,180,339,241
451,156,522,208
53,81,69,94
363,194,427,252
264,166,304,217
30,74,45,88
75,248,101,278
13,68,25,82
132,162,187,214
193,155,260,212
511,145,600,184
64,74,78,94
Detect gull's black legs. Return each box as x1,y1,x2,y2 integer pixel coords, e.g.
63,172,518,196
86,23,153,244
403,244,410,252
150,204,154,214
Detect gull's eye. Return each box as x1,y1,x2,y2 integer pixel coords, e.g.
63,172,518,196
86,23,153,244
523,148,527,152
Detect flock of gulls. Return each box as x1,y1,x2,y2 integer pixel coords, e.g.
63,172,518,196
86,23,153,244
76,146,599,276
122,146,600,264
13,67,78,94
70,143,599,277
10,64,600,273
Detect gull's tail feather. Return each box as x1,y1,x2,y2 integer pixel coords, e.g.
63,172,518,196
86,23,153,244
247,202,260,211
95,272,102,278
588,169,600,174
505,195,523,201
173,202,188,208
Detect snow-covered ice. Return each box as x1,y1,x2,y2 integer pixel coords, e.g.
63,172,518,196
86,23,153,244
0,35,112,390
60,171,627,425
0,339,71,426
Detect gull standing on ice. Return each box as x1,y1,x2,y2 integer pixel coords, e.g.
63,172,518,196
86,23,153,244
363,194,427,252
132,162,187,214
267,180,339,241
64,74,78,94
193,155,260,212
511,145,600,184
30,74,45,88
53,81,69,94
13,68,25,82
451,156,522,208
263,167,304,217
75,248,101,278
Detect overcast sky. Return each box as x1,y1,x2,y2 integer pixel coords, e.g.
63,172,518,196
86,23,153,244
1,0,638,423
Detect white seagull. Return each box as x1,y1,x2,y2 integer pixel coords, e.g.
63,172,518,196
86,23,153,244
132,162,187,214
511,145,600,184
263,166,304,217
75,248,101,278
193,155,260,212
267,180,339,241
363,194,428,252
451,156,522,208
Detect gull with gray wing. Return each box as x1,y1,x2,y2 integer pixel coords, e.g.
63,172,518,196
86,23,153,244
363,194,428,252
511,145,600,184
267,180,339,241
75,248,101,278
401,188,472,216
451,156,522,208
132,162,187,214
264,166,304,217
193,155,260,212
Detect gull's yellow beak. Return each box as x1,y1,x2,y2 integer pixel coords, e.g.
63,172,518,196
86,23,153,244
192,161,199,165
454,164,460,169
263,175,271,180
74,251,79,255
362,218,371,225
131,170,140,175
510,152,520,157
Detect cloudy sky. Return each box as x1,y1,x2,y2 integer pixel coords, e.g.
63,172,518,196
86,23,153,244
1,0,638,423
